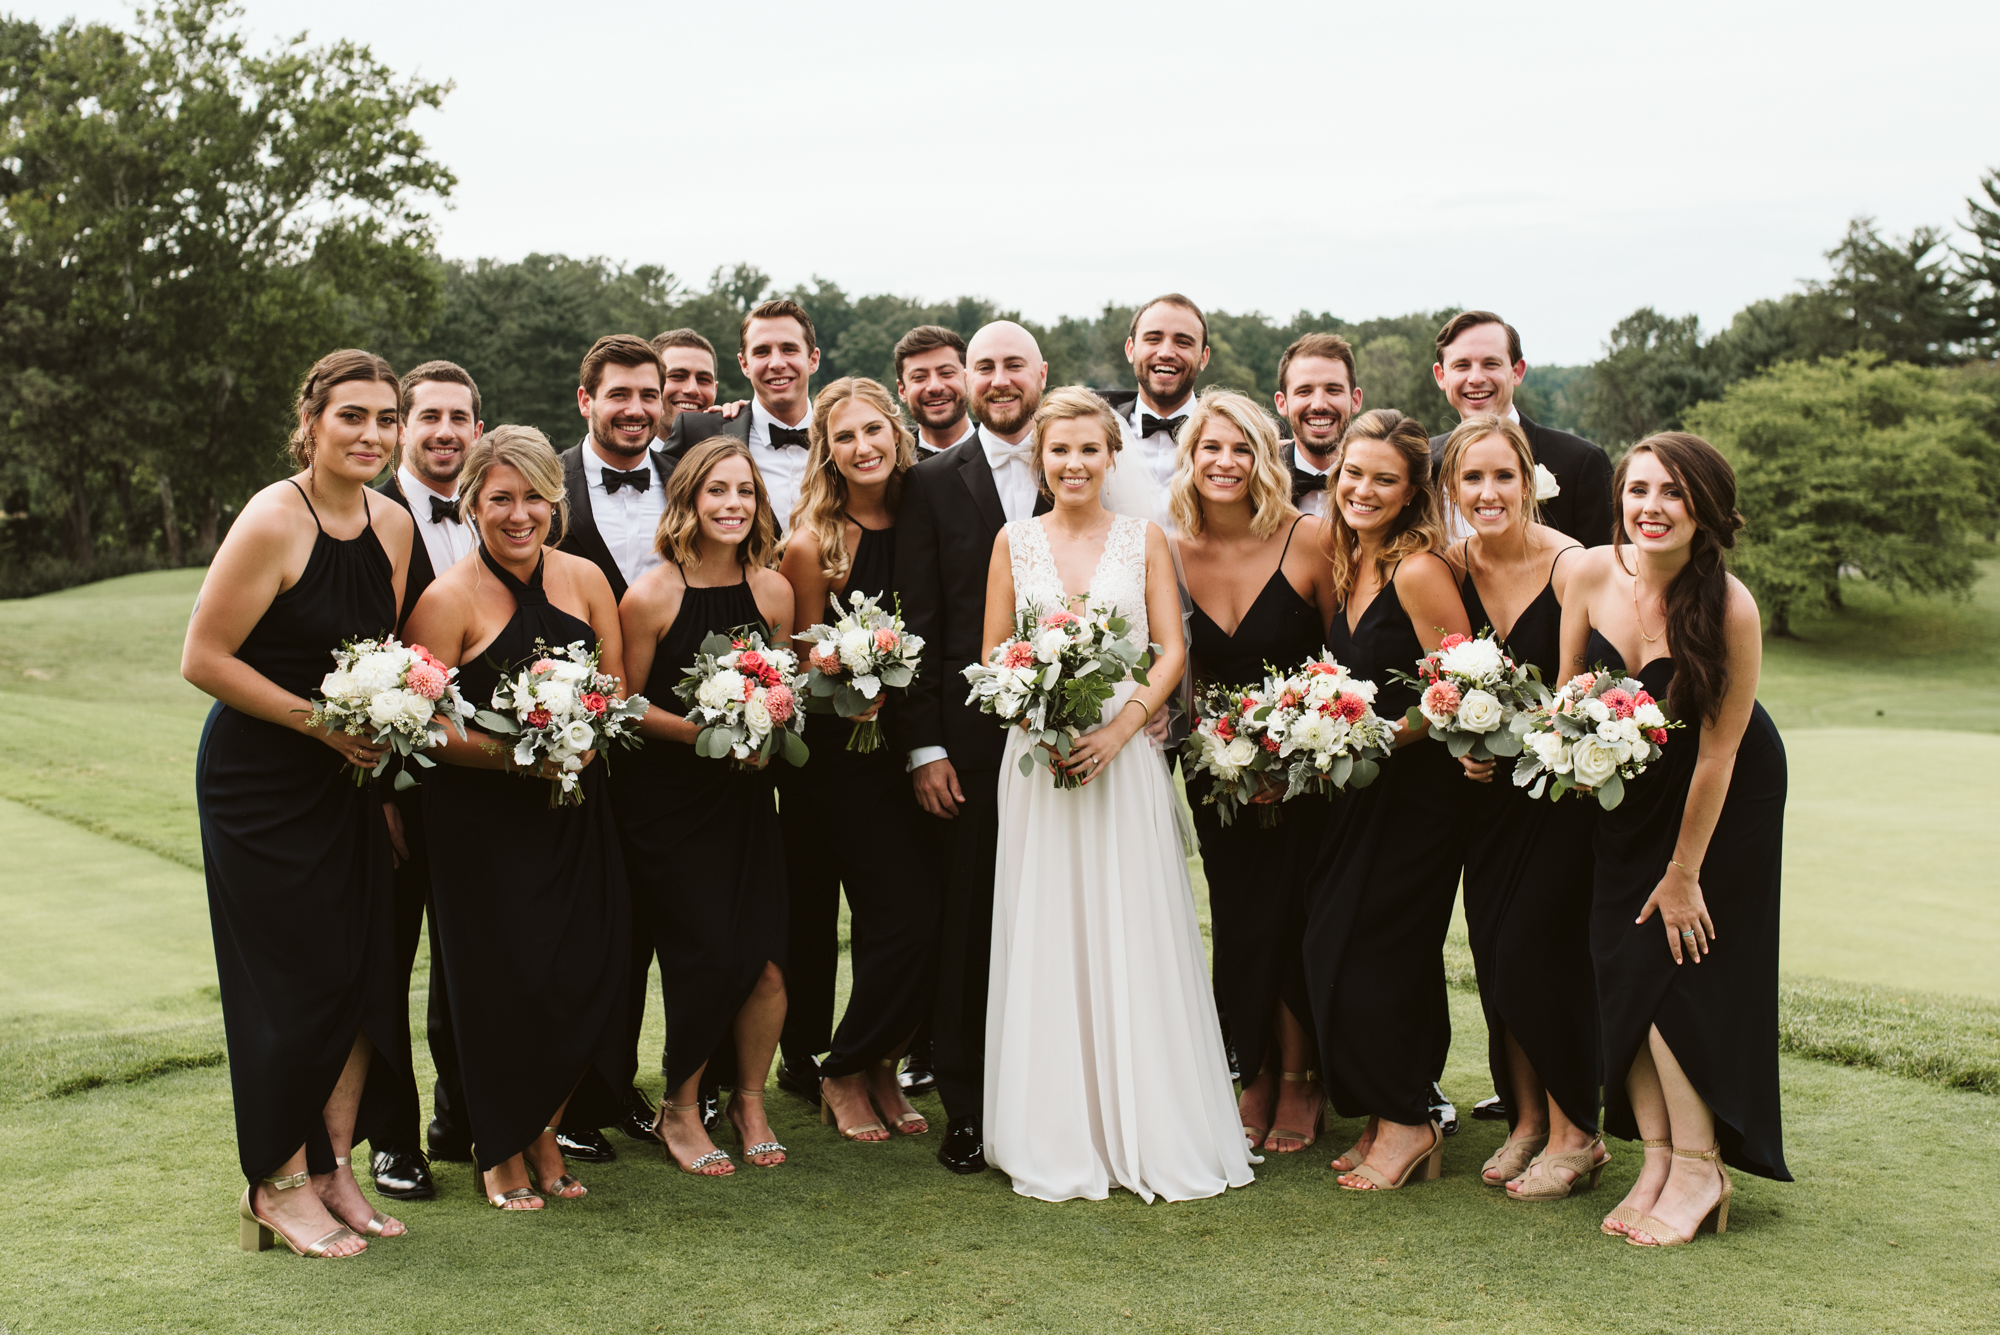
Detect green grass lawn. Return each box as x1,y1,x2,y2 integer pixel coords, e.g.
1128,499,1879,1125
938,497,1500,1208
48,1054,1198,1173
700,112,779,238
1,567,1996,1333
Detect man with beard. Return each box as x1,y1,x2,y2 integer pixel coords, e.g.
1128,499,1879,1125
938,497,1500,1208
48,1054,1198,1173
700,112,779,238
1273,333,1361,521
894,325,976,456
367,361,483,1200
1428,311,1613,547
891,320,1050,1175
1097,294,1211,529
652,328,747,453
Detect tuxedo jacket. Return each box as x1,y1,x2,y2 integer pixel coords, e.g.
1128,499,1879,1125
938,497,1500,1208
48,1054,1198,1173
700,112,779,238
1428,413,1615,548
555,441,676,603
659,406,750,464
375,472,440,632
889,434,1048,774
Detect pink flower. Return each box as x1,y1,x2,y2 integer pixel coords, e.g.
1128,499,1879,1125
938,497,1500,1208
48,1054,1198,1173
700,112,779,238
1333,692,1367,723
1633,689,1655,708
741,676,758,701
737,650,768,677
765,682,796,723
1000,640,1036,670
1439,633,1469,650
526,707,551,728
531,659,555,675
1261,736,1281,754
1216,716,1235,741
410,644,443,669
809,645,842,676
1647,727,1668,745
582,692,608,716
1305,661,1339,676
1423,680,1462,719
874,628,900,653
1571,672,1596,693
1600,688,1635,720
405,661,447,701
1279,691,1300,710
1038,611,1078,628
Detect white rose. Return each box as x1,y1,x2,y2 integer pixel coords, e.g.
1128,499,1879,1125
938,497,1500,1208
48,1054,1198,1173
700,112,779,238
1534,462,1562,502
1033,628,1069,663
745,698,773,736
536,679,575,716
993,690,1024,719
1603,717,1642,746
838,628,874,670
1634,702,1666,729
400,692,436,730
1571,734,1620,788
1222,737,1259,770
366,690,406,730
706,670,746,710
351,652,402,698
1529,730,1570,773
322,668,355,701
561,719,594,751
1438,637,1504,682
1306,675,1340,702
1457,688,1505,733
1582,696,1612,725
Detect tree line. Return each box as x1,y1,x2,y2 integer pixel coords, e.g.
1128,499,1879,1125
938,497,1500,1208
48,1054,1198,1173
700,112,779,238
3,1,1997,635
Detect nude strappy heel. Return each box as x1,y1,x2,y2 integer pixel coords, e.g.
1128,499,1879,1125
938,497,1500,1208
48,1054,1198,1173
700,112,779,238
1265,1070,1326,1152
1481,1132,1548,1186
238,1170,365,1257
1603,1138,1670,1235
654,1098,734,1176
821,1077,888,1142
1509,1137,1607,1200
1338,1121,1443,1192
1628,1146,1732,1247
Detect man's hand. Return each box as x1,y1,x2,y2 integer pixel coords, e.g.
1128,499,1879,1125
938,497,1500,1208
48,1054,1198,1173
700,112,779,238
913,756,964,819
1143,705,1171,746
716,399,749,420
382,801,410,869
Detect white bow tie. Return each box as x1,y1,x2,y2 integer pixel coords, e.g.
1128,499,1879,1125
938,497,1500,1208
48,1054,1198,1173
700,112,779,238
989,439,1035,469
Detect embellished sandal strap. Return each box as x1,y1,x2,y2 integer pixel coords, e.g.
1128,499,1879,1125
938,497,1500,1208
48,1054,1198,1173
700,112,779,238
742,1141,786,1157
1641,1138,1671,1149
688,1150,732,1171
1672,1145,1721,1160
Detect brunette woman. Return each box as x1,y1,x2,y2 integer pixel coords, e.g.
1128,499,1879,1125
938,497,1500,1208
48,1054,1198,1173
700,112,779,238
1302,408,1473,1192
1438,414,1604,1198
1169,391,1342,1155
618,438,796,1176
778,378,940,1143
405,426,632,1211
183,350,414,1258
1559,433,1788,1247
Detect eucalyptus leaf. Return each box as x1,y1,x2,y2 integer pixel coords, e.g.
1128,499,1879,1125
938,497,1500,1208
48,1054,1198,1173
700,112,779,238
1018,751,1036,777
1404,705,1425,731
1349,757,1380,789
1445,731,1475,759
781,730,810,768
393,768,417,791
1598,773,1625,810
473,709,519,733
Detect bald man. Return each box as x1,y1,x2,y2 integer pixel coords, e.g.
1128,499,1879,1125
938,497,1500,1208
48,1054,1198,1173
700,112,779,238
889,320,1051,1176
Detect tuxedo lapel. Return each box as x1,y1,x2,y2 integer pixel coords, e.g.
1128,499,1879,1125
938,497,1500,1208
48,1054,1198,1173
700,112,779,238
375,472,436,630
647,445,673,492
956,441,1008,534
565,441,600,545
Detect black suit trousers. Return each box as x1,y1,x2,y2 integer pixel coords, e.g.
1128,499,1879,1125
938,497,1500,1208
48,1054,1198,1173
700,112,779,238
928,766,1001,1125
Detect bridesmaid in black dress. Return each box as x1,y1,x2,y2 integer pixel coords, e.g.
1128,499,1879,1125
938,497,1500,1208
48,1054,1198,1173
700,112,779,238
405,426,632,1211
183,350,414,1258
1558,432,1788,1248
778,378,941,1143
1436,415,1604,1199
618,437,796,1176
1298,409,1474,1192
1169,391,1343,1155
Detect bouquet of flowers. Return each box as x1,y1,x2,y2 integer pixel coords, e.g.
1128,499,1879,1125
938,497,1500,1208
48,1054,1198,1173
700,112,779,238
1511,668,1680,810
673,624,810,770
471,639,649,805
798,590,925,753
1182,652,1395,825
961,602,1157,789
311,635,474,789
1391,629,1549,763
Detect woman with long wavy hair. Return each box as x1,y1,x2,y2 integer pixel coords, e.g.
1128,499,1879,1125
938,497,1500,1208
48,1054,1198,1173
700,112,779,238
1300,408,1474,1193
1558,433,1789,1247
776,377,941,1144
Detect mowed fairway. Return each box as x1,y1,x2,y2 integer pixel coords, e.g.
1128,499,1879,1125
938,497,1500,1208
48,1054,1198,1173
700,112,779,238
1,567,1996,1334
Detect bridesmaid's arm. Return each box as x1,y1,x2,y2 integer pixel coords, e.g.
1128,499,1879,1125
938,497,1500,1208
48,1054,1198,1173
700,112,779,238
1556,547,1612,688
979,529,1017,663
779,527,832,657
404,574,515,772
1388,551,1471,748
619,568,700,747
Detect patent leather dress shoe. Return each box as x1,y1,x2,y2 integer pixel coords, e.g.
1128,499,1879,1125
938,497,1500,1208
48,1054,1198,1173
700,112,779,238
1471,1094,1510,1122
937,1119,986,1175
425,1118,473,1163
775,1057,821,1105
618,1086,658,1141
369,1147,436,1201
554,1128,618,1163
700,1092,720,1132
898,1058,937,1099
1428,1083,1460,1137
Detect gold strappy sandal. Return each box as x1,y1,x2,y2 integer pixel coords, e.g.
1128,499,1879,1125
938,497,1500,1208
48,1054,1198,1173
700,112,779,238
1481,1132,1549,1186
1628,1146,1732,1248
1509,1138,1607,1200
530,1126,587,1199
872,1059,929,1136
238,1170,366,1257
1338,1121,1444,1192
1264,1070,1325,1153
1603,1138,1669,1235
821,1076,888,1143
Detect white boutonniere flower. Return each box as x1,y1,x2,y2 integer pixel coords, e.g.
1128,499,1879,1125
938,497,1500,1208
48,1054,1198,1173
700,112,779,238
1534,463,1561,502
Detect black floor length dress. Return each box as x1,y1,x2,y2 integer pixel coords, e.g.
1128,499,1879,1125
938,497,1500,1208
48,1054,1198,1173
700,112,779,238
1302,560,1473,1127
196,481,407,1185
1586,632,1790,1180
421,547,632,1167
615,568,789,1093
1457,548,1601,1133
780,521,944,1079
1187,519,1327,1085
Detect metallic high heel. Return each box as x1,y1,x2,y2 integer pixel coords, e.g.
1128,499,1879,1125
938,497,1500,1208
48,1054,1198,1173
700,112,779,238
820,1075,888,1142
1628,1146,1732,1247
1264,1070,1325,1153
331,1151,404,1235
654,1098,734,1176
729,1089,787,1167
1338,1121,1444,1192
1481,1132,1549,1186
1509,1138,1607,1200
530,1126,587,1199
871,1059,929,1136
1603,1138,1670,1235
238,1170,364,1258
471,1146,543,1210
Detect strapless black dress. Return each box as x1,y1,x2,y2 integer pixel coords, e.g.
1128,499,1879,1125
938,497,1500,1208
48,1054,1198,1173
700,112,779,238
1587,630,1790,1180
196,481,406,1185
1186,519,1328,1085
420,548,632,1166
1458,555,1600,1133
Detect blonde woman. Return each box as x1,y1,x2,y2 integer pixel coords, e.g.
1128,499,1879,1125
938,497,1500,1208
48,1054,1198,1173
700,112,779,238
776,377,940,1144
1302,408,1473,1192
405,426,633,1211
1169,391,1343,1156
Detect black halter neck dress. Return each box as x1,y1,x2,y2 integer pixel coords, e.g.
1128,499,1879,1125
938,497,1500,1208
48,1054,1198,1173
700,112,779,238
196,480,406,1185
1185,518,1328,1085
1456,544,1601,1135
420,547,632,1167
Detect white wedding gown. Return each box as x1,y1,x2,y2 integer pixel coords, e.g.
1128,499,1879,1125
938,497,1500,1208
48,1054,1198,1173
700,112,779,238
984,513,1257,1203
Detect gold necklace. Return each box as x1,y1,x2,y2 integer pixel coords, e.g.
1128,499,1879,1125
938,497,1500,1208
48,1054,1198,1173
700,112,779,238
1632,575,1661,644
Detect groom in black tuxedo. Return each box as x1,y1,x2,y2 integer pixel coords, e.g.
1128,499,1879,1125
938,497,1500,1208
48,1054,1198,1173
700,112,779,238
1273,333,1362,520
891,320,1051,1175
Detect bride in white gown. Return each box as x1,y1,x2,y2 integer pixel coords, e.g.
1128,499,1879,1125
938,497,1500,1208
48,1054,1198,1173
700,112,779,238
979,389,1256,1203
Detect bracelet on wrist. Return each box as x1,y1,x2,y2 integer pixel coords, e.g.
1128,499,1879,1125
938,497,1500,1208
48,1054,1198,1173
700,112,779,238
1670,858,1699,875
1123,697,1152,724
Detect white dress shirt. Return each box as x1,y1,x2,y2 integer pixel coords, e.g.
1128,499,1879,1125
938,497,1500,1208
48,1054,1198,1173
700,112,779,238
748,398,813,534
1123,395,1191,497
399,465,475,577
1292,447,1336,521
1443,404,1521,542
918,418,977,456
582,437,666,589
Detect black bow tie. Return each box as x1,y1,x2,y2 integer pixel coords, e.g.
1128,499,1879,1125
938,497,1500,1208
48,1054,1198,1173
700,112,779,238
427,495,458,524
1289,456,1332,503
767,424,810,449
1141,413,1187,440
602,465,651,494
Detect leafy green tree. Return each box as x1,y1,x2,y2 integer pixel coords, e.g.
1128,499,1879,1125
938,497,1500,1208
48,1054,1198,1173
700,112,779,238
1580,308,1726,450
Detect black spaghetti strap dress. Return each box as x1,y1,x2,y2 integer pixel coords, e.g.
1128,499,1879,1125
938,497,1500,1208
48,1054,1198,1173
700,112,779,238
1186,519,1327,1085
780,521,945,1079
1587,631,1790,1180
1457,549,1601,1134
421,547,632,1167
196,481,407,1186
615,567,789,1093
1301,562,1473,1127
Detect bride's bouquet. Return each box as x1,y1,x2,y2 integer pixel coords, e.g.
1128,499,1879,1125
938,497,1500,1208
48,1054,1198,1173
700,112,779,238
472,639,649,805
311,635,473,789
798,590,924,753
674,625,810,770
1390,630,1547,763
961,603,1157,789
1182,652,1394,825
1511,668,1679,810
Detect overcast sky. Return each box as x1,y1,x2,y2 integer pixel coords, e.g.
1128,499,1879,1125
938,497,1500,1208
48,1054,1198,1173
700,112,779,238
19,0,2000,364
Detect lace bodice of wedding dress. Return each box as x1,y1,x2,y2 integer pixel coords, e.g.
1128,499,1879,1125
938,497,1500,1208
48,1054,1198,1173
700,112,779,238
1006,512,1149,655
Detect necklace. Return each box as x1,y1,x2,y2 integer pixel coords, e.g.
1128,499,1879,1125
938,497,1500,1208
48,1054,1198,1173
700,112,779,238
1632,575,1661,644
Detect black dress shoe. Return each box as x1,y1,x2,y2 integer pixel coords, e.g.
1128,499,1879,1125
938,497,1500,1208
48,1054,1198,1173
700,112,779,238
1428,1082,1460,1137
555,1128,618,1162
937,1119,986,1175
1471,1094,1510,1122
775,1057,821,1104
700,1092,720,1132
898,1058,937,1098
425,1118,473,1163
369,1147,436,1201
619,1086,659,1142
